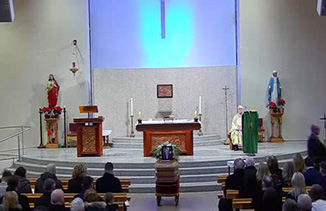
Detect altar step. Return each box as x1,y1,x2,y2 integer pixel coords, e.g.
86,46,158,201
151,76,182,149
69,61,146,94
8,150,306,193
112,134,222,148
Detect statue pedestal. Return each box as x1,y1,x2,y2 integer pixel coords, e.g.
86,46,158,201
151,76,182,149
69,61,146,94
269,108,284,143
45,118,59,148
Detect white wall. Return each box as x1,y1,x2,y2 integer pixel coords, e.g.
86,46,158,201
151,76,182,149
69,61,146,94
0,0,89,150
240,0,326,140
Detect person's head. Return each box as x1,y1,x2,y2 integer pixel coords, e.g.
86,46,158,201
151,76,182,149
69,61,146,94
272,70,277,77
320,161,326,176
262,187,281,211
45,164,56,175
266,155,279,174
304,157,315,168
72,163,87,179
256,163,270,181
297,194,312,211
3,191,21,211
309,184,324,202
237,105,243,115
262,176,273,191
104,192,114,204
51,189,64,206
14,166,27,178
1,170,12,183
311,124,320,136
70,197,85,211
293,153,305,173
43,178,56,193
245,157,255,168
82,177,93,191
282,162,295,183
104,162,114,174
7,176,19,191
291,172,306,200
84,189,99,203
49,74,54,81
282,199,299,211
234,158,245,170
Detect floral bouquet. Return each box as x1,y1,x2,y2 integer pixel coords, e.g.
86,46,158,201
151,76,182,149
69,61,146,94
41,106,63,119
151,141,181,159
278,99,286,107
268,101,276,109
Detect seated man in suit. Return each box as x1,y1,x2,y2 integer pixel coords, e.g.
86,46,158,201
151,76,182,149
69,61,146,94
96,162,122,193
303,157,323,186
240,157,257,198
225,158,245,196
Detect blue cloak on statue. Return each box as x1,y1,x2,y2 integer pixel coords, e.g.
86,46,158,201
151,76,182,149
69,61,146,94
268,77,281,103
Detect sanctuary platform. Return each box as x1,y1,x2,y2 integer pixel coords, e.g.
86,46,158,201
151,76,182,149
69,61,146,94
8,136,307,193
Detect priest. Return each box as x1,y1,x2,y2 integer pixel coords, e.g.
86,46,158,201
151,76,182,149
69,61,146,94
229,105,244,150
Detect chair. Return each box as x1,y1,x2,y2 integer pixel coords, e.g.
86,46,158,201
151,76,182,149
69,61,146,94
258,118,266,142
66,123,77,147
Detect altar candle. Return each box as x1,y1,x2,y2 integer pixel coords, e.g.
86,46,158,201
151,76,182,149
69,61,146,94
130,98,134,116
138,111,141,119
194,111,198,119
198,96,202,114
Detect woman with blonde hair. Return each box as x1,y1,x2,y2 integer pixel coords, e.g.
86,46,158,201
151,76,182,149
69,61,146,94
67,163,93,193
3,191,22,211
286,172,306,201
256,163,271,182
282,162,295,187
293,153,305,173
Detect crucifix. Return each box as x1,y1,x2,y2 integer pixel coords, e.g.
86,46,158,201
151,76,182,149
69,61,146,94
223,85,230,137
161,0,166,39
320,113,326,141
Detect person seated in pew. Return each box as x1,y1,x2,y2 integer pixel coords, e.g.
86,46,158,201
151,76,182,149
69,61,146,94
2,191,22,211
84,189,107,211
49,189,68,211
68,164,94,193
0,170,12,198
239,157,257,198
252,176,274,211
74,177,93,201
96,162,122,193
309,184,326,211
282,162,295,188
297,194,312,211
303,157,323,187
255,163,271,193
286,172,307,202
35,178,56,208
104,192,118,211
14,166,32,194
293,153,305,173
225,158,245,196
35,164,63,193
262,186,282,211
0,176,30,211
282,199,299,211
70,197,85,211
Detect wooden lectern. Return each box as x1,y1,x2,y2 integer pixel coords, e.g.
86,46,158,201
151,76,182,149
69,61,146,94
73,106,104,157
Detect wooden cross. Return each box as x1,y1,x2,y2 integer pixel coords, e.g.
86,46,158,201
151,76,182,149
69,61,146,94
161,0,166,39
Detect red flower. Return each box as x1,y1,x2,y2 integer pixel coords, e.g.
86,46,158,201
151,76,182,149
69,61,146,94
47,129,53,136
269,102,276,108
278,99,286,105
41,107,51,113
53,106,63,112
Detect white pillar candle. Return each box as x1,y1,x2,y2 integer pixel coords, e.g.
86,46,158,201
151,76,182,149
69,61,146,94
138,111,141,119
198,96,202,114
130,98,134,116
194,111,198,119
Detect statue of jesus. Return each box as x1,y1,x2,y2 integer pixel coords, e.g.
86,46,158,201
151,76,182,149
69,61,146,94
46,74,60,108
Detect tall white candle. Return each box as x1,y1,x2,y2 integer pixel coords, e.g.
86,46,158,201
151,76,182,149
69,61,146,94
130,98,134,116
198,96,202,114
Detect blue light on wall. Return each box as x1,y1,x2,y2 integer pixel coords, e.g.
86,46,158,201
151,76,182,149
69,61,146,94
139,0,193,68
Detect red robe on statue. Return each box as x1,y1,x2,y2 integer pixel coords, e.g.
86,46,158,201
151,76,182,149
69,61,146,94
47,79,60,109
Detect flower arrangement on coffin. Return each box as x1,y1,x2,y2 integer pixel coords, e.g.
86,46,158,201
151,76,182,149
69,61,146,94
151,141,181,159
41,106,63,119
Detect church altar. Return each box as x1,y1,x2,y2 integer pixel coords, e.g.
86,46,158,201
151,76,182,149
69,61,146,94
136,120,201,157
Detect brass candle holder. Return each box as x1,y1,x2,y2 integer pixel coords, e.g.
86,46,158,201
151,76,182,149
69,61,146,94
130,115,135,137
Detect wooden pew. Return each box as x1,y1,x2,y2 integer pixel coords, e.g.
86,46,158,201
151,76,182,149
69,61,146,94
232,198,252,211
282,186,312,193
217,175,227,183
29,202,125,211
226,189,239,199
29,178,131,193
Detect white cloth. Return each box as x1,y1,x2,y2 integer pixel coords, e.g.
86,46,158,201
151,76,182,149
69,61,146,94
271,76,279,104
312,199,326,211
229,113,242,146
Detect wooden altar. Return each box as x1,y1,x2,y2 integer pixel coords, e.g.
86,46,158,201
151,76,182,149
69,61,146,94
270,108,284,142
136,120,201,157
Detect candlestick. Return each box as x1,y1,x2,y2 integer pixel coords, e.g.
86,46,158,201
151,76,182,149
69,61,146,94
198,96,202,114
197,113,203,136
138,111,141,120
130,98,134,116
130,115,135,137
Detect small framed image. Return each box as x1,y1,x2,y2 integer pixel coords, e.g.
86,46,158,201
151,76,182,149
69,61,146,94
161,146,173,160
157,84,173,98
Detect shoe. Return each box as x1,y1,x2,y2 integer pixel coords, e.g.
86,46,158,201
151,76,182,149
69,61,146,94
233,145,239,151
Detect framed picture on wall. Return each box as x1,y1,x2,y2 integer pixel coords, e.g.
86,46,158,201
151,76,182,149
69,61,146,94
157,84,173,98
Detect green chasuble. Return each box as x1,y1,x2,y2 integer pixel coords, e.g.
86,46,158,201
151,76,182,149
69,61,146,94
242,111,258,154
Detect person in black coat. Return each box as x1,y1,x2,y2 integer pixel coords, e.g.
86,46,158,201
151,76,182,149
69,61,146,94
35,178,56,208
14,166,32,194
0,176,30,211
303,157,324,187
240,157,257,198
74,177,93,200
96,162,122,193
67,163,94,193
224,158,245,197
308,125,326,164
35,164,63,193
